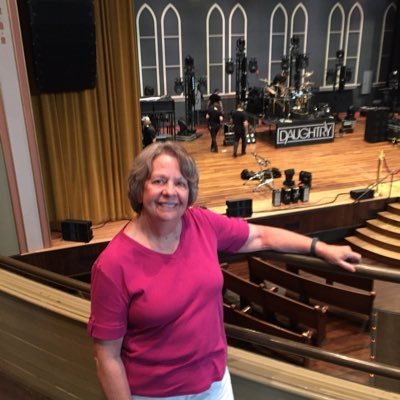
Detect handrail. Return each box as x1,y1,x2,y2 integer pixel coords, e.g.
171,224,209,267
252,251,400,283
2,252,400,382
0,254,91,295
225,323,400,381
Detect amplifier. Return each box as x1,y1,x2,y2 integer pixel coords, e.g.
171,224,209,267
226,198,253,217
350,188,374,200
61,219,93,242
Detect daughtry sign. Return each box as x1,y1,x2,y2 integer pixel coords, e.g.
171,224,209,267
276,119,336,147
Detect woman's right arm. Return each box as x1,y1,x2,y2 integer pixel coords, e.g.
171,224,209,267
93,338,132,400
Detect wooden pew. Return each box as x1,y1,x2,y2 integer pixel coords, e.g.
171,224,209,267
286,264,374,292
222,268,328,345
223,303,311,366
223,303,312,343
248,257,375,318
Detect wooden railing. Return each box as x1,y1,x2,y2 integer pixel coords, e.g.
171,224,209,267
1,252,400,381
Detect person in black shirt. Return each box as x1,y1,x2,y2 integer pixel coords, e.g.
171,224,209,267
208,89,223,111
205,103,223,152
230,104,249,157
141,116,156,148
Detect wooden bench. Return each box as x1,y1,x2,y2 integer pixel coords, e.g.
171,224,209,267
222,268,328,345
248,257,375,318
223,303,311,365
286,263,374,292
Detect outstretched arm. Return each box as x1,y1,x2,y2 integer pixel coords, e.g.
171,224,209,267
238,224,361,272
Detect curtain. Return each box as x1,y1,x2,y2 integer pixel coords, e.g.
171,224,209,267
32,0,142,229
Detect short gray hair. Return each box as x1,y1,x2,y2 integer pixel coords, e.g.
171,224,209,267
128,142,199,214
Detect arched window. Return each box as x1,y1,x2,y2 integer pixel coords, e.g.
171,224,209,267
206,4,225,95
161,4,182,96
228,4,247,94
344,2,363,86
323,3,345,88
136,4,160,96
290,3,308,54
376,2,397,84
268,4,288,81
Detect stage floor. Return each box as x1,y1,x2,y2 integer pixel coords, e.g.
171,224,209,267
47,112,400,251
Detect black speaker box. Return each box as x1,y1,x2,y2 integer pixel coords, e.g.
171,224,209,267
61,219,93,242
26,0,96,93
350,188,375,200
364,109,389,143
226,198,253,217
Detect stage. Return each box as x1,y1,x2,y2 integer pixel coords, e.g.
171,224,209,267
44,112,400,252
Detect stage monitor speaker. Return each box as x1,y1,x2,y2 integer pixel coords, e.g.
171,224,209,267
61,219,93,242
226,198,252,217
350,188,375,200
27,0,96,93
364,109,389,143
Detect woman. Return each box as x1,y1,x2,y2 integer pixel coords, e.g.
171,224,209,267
88,141,361,400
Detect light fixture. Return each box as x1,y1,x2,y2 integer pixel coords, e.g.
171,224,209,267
236,37,245,53
197,77,207,94
248,58,258,73
174,78,184,95
281,56,289,71
225,59,234,75
144,85,154,96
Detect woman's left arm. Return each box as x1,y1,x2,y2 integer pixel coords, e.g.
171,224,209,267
238,224,361,272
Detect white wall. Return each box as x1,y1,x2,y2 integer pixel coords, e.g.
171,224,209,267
0,0,45,253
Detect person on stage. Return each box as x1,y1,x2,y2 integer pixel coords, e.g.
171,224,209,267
205,102,223,152
270,69,289,97
208,88,223,111
88,141,361,400
141,116,156,148
231,103,249,157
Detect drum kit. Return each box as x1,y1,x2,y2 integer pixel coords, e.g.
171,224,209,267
259,71,315,119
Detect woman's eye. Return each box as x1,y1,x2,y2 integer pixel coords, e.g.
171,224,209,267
177,181,188,188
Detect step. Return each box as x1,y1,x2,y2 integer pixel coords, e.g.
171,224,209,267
387,202,400,216
366,219,400,239
356,227,400,253
377,211,400,226
345,236,400,267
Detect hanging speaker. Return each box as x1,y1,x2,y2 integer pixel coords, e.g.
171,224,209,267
26,0,96,93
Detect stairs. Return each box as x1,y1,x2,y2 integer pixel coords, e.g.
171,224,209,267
345,201,400,267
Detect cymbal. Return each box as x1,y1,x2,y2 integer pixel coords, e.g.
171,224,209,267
303,71,314,78
303,81,315,86
259,78,269,83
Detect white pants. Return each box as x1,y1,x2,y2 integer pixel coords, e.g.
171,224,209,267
132,367,234,400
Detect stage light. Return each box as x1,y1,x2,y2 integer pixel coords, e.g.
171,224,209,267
236,37,245,53
281,56,289,71
283,168,295,187
299,171,312,188
291,36,300,47
197,77,207,94
225,59,234,75
296,54,309,69
336,49,344,60
144,85,154,96
248,58,258,73
174,78,184,95
184,55,194,73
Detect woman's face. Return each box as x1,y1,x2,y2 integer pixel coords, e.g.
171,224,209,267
141,153,189,222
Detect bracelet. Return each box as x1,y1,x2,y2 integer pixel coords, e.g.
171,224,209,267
310,237,319,256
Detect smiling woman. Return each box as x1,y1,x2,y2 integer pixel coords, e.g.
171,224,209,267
87,141,361,400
